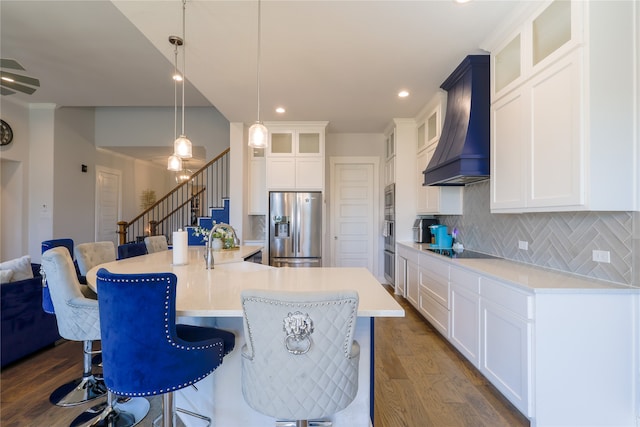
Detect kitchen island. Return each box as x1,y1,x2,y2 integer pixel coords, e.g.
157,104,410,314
87,246,404,426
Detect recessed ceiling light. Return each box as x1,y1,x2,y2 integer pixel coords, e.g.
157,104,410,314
275,107,286,114
454,0,472,3
398,90,409,98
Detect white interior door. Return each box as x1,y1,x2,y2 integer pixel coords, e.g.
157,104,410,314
330,157,378,273
95,166,122,245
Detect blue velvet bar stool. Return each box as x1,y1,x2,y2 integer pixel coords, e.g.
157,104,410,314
40,247,107,407
94,268,235,427
117,242,148,260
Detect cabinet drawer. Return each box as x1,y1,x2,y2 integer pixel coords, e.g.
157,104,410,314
481,277,533,319
397,245,419,265
419,289,449,337
420,254,450,278
419,268,448,308
450,267,480,294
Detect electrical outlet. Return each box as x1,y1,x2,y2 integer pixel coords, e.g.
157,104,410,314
592,250,611,263
518,240,528,250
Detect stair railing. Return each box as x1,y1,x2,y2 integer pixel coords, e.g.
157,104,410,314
117,148,230,245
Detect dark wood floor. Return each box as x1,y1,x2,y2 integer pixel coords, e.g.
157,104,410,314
1,287,529,427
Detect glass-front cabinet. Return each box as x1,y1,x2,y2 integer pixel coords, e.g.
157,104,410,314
265,122,327,191
492,0,581,102
268,129,323,157
489,0,637,212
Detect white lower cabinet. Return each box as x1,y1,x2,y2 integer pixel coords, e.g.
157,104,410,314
395,254,407,297
418,254,450,336
480,277,533,417
418,290,448,337
449,267,481,367
397,243,638,426
406,259,419,309
480,299,532,417
397,245,419,305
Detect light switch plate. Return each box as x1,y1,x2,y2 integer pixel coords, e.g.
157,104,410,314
518,240,528,250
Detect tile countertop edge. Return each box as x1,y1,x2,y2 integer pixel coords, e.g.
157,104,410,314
397,241,640,294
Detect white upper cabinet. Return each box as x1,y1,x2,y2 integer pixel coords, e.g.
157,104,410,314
248,147,267,214
415,93,463,215
265,122,327,191
488,0,638,212
384,128,396,186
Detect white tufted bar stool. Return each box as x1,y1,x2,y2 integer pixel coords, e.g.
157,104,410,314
143,235,169,254
40,247,107,408
75,241,116,277
241,290,360,427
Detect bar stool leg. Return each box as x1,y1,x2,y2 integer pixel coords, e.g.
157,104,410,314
72,391,150,427
49,340,107,407
152,391,211,427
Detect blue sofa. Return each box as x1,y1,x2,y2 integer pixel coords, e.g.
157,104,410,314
1,264,61,368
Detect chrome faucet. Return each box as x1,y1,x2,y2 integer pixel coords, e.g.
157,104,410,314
204,223,239,269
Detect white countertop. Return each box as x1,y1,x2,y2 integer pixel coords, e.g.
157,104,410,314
398,241,639,294
87,246,404,318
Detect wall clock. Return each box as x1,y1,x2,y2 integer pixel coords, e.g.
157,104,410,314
1,120,13,146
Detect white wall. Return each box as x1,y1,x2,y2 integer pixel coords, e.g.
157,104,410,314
0,99,31,260
95,106,229,160
95,149,171,224
27,105,56,262
0,103,231,262
53,107,97,246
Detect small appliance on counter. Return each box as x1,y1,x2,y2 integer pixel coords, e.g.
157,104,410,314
412,217,439,243
429,224,452,249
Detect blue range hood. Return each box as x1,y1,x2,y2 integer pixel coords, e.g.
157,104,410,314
423,55,490,186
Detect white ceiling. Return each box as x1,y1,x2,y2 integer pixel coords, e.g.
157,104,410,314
1,1,528,150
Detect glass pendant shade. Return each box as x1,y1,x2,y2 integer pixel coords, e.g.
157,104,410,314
175,167,193,184
174,135,192,158
167,154,183,171
248,122,268,149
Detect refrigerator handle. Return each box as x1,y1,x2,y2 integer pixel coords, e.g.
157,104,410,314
295,196,300,254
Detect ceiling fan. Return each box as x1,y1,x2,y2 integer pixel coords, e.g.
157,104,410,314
0,58,40,96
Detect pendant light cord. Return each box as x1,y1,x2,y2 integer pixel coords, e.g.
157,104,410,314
181,0,187,135
256,0,262,123
173,43,179,140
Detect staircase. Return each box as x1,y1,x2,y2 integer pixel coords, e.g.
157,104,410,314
117,148,230,245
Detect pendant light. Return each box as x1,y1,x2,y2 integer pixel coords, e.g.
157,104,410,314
175,0,192,158
167,0,192,172
167,34,184,172
247,0,268,149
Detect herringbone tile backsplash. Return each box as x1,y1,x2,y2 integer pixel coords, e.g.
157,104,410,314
438,181,638,287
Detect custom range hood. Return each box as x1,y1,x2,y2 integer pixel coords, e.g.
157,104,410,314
423,55,490,186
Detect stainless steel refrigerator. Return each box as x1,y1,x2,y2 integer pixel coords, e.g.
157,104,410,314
269,191,322,267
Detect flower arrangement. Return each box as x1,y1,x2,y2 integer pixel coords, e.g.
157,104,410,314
191,223,236,249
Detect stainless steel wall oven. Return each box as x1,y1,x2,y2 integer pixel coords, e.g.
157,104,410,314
383,184,395,284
